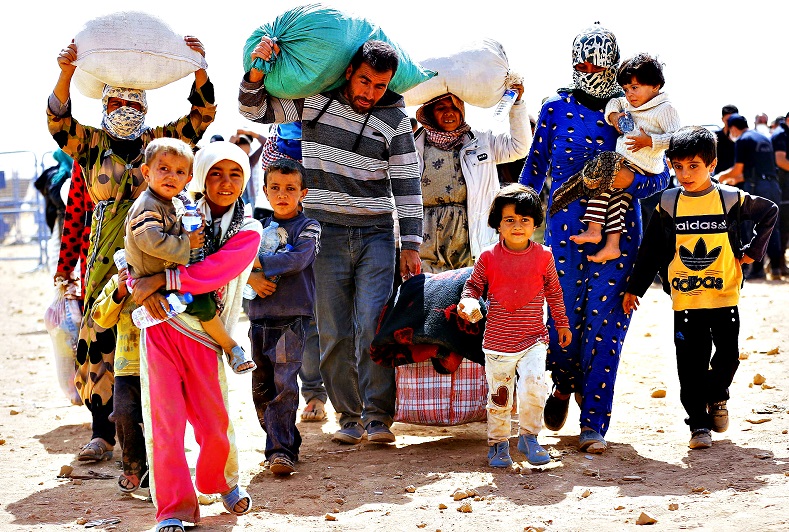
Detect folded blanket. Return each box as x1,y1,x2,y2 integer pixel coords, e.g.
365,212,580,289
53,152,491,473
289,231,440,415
370,267,486,373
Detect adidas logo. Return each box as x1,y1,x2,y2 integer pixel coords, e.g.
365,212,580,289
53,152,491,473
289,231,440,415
679,239,722,271
675,220,727,231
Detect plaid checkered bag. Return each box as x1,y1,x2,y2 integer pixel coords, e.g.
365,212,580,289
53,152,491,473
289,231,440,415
394,359,488,426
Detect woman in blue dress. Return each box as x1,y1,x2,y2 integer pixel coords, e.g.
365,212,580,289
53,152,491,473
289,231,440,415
519,23,669,453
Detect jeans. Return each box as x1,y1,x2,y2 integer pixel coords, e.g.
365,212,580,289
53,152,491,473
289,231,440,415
249,317,307,461
298,315,327,404
674,307,740,431
113,375,147,478
743,178,782,272
315,223,396,427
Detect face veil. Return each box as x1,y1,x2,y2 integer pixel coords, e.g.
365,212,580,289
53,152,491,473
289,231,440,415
570,24,621,99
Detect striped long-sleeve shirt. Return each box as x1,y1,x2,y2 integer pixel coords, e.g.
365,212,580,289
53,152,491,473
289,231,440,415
462,242,569,354
239,78,423,250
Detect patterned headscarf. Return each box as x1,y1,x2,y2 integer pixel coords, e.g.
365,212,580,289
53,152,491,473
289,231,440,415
416,94,472,151
570,24,621,99
101,86,148,140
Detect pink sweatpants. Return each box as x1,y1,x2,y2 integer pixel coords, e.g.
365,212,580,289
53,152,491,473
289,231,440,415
140,323,239,524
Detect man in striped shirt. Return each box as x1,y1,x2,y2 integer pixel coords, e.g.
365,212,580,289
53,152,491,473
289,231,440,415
239,39,423,445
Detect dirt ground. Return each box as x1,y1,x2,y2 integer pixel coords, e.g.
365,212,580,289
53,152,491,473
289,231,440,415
1,242,788,532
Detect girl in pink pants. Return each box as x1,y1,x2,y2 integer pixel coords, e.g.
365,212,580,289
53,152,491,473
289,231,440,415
134,142,263,532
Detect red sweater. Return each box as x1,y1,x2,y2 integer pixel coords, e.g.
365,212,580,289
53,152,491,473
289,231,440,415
462,241,569,353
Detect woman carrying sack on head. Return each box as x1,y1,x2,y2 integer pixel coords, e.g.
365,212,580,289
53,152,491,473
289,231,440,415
47,36,216,462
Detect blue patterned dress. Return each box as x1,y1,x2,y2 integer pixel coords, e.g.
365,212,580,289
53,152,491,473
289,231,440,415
519,90,669,436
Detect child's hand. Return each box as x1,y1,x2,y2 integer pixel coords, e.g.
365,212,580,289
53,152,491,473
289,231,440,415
557,327,572,348
187,223,205,249
458,298,482,323
115,267,129,300
622,293,640,315
625,128,653,152
608,111,624,133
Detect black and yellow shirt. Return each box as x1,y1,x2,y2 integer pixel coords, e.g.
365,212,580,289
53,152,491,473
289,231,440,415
668,188,742,311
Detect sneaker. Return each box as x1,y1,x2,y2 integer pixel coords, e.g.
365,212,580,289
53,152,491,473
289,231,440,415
365,420,396,444
332,421,365,444
269,454,296,476
689,428,712,449
488,441,513,468
543,393,570,431
709,401,729,433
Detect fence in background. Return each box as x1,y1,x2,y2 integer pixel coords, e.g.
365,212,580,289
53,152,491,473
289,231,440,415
0,151,52,270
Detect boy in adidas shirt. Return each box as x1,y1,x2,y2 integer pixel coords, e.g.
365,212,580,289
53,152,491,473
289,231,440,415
623,126,777,450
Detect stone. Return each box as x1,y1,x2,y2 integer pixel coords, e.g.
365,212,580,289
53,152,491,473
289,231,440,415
9,410,19,415
739,352,750,360
405,485,416,493
636,512,657,525
438,503,448,510
650,388,666,398
622,476,643,482
581,489,591,498
58,465,73,478
614,506,625,510
417,524,427,529
762,383,775,390
457,502,473,513
197,493,219,505
745,417,772,424
753,374,766,385
668,503,679,511
325,514,337,521
766,347,780,355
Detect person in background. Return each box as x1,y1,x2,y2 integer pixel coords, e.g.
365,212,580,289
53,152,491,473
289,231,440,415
770,111,789,277
240,38,423,445
754,113,771,138
414,84,530,273
714,104,739,174
717,114,782,280
519,23,670,453
230,129,267,210
47,35,216,463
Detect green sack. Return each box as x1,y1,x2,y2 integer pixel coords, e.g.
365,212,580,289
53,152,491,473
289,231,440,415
242,3,436,99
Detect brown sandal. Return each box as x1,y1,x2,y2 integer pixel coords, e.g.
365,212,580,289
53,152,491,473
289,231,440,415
77,438,113,462
300,399,327,422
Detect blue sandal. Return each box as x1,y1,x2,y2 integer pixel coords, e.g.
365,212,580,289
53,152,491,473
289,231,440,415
222,485,252,515
579,429,607,453
155,518,184,532
227,346,256,375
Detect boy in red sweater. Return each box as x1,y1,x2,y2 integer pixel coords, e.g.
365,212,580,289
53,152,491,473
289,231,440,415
459,184,572,468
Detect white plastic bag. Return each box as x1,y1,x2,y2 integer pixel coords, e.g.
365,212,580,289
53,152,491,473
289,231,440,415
73,11,207,98
403,38,510,109
44,284,83,406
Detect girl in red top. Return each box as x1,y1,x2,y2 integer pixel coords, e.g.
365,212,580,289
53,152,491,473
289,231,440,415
459,184,571,468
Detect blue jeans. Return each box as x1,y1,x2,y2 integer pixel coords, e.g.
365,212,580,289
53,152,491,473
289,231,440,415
315,223,396,427
298,314,327,404
249,316,307,461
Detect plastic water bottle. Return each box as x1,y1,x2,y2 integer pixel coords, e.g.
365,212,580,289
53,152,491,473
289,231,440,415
243,222,286,300
618,111,635,133
182,204,204,263
113,249,127,270
132,292,194,329
492,89,517,121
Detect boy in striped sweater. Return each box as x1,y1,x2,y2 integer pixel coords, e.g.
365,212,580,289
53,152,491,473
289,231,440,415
459,184,571,468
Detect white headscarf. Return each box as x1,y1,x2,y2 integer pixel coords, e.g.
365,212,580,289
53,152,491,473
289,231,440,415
101,86,148,140
188,141,251,242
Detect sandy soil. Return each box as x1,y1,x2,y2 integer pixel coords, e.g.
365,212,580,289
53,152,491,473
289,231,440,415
1,242,788,532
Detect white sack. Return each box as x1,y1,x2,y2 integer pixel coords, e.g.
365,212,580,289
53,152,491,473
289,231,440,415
73,11,207,98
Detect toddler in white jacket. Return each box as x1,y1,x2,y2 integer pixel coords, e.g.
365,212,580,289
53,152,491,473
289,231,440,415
552,53,681,263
